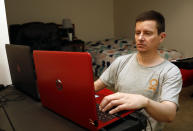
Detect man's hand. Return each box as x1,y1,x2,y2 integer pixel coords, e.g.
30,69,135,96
99,92,177,122
99,92,149,114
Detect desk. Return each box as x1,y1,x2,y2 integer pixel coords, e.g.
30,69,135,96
0,88,85,131
0,87,146,131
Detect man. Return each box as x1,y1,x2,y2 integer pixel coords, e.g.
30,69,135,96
94,10,182,130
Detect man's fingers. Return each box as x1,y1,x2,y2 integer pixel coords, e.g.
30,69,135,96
101,99,124,112
109,104,128,114
99,92,121,110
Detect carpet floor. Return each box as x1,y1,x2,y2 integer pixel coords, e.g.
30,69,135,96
164,85,193,131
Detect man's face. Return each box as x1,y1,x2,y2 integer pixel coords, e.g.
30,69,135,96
135,20,165,53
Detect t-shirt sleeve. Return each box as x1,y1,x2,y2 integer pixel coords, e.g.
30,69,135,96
99,56,123,88
160,66,182,106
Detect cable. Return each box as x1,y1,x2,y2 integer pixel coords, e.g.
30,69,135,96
0,103,16,131
2,85,25,102
0,85,25,131
146,117,153,131
134,111,152,131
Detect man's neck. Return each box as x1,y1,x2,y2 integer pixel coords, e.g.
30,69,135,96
137,51,164,67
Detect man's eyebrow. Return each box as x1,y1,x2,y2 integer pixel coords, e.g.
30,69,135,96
143,29,153,32
144,30,152,33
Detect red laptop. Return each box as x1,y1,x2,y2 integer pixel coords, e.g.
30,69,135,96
33,51,134,131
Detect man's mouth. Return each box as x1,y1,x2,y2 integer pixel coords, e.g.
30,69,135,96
137,43,146,47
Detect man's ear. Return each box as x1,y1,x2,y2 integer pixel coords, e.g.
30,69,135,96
160,32,166,42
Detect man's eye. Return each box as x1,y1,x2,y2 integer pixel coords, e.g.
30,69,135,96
145,32,152,35
135,32,140,35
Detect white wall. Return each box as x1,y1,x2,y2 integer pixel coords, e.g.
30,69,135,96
5,0,114,42
0,0,11,85
1,0,114,85
114,0,193,57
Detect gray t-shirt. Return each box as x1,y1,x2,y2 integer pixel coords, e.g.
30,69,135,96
100,53,182,131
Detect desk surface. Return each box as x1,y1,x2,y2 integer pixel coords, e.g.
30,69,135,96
0,87,86,131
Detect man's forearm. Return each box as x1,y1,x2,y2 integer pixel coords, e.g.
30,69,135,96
94,79,107,92
145,99,177,122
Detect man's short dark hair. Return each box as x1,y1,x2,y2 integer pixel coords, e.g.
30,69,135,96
135,10,165,34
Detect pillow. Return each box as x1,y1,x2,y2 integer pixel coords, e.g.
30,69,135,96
180,68,193,87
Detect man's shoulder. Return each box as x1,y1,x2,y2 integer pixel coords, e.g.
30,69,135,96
116,53,136,62
161,60,181,76
163,60,180,70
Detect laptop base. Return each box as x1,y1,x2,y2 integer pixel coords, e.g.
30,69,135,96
100,111,147,131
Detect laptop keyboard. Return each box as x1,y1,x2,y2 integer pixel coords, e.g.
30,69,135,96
96,104,117,122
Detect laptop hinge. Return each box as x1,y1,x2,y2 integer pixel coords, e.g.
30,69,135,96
89,119,98,127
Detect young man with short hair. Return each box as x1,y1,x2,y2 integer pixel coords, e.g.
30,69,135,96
94,10,182,131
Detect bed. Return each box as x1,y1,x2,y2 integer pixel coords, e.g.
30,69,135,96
85,38,184,78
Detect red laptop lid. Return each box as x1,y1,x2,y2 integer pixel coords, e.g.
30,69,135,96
33,51,97,130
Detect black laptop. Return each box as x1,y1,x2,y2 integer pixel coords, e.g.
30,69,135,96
5,44,40,100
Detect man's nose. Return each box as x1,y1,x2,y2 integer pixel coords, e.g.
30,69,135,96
138,34,144,40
